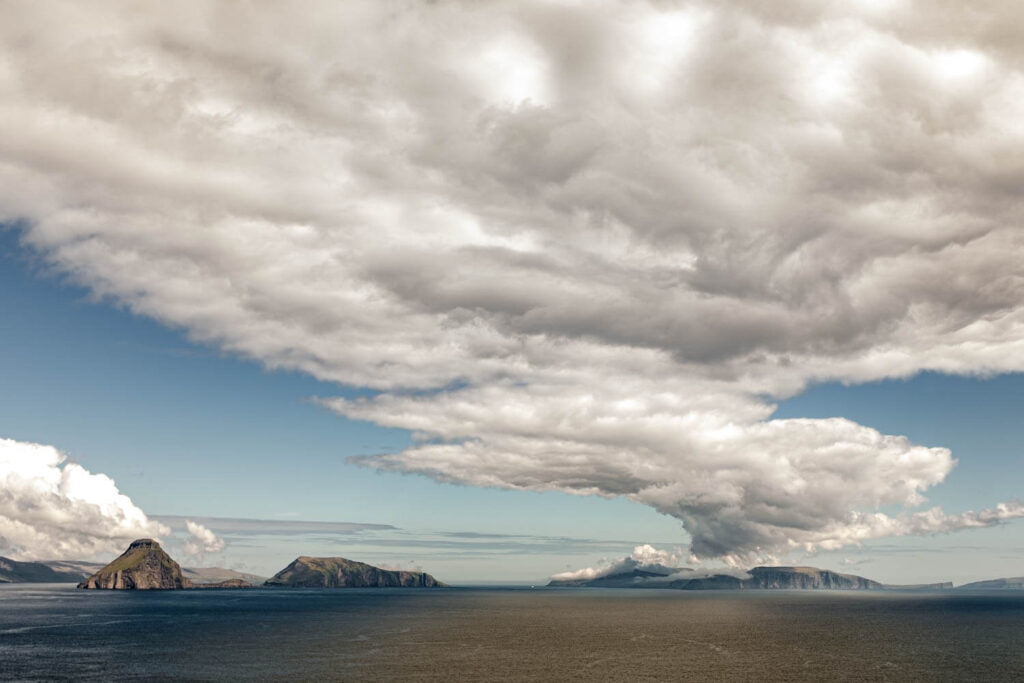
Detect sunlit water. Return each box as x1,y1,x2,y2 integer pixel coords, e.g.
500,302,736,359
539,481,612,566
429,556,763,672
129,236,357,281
2,584,1023,681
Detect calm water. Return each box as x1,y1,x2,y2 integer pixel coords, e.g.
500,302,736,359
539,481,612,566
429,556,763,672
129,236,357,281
2,584,1023,681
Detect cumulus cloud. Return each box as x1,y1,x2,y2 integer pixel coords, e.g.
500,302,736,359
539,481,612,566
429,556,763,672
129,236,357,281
182,520,226,558
551,544,688,582
552,544,754,582
3,1,1024,562
0,437,169,560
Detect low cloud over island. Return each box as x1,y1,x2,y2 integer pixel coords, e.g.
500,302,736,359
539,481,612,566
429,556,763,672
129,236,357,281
3,1,1024,564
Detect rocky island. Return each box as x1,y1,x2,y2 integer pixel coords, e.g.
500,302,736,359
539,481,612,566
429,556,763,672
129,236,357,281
264,556,446,588
70,541,444,590
78,539,189,590
550,565,884,590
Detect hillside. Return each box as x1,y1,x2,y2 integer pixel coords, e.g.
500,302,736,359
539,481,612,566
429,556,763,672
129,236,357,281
183,566,266,585
0,556,93,583
957,577,1024,590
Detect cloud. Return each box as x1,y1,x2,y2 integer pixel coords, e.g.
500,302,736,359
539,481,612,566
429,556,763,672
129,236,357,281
551,543,756,582
3,1,1024,561
551,544,686,581
182,520,226,557
0,437,169,560
154,515,395,537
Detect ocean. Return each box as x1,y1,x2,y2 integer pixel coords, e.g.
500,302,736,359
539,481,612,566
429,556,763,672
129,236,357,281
1,584,1023,681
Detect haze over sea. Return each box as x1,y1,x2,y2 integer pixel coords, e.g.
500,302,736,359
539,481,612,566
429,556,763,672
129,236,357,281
3,585,1023,682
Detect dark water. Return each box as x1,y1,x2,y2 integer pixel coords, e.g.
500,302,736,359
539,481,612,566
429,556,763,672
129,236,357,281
2,585,1023,681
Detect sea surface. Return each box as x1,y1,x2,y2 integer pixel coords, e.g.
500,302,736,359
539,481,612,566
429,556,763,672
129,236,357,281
2,584,1023,681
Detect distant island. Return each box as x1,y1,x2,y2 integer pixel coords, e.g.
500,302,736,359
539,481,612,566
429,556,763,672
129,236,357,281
2,541,1020,592
957,577,1024,590
58,539,444,590
1,556,100,584
265,556,446,588
550,565,971,591
549,566,882,590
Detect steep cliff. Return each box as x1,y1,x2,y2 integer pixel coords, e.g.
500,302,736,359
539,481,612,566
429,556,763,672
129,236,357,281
264,556,445,588
670,566,883,590
78,539,188,590
741,566,883,590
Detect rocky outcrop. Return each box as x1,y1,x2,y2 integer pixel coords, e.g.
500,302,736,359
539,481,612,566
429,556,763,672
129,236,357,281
264,556,446,588
78,539,189,590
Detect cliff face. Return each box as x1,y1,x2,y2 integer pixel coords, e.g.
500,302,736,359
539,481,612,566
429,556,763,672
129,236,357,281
264,556,445,588
78,539,188,590
671,566,882,590
743,566,882,590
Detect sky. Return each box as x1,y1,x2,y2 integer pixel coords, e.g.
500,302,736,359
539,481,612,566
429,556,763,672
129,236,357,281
1,0,1024,585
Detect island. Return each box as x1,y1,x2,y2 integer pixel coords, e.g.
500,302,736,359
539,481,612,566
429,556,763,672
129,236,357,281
78,538,189,590
264,556,446,588
67,539,446,590
1,539,1006,592
550,565,884,590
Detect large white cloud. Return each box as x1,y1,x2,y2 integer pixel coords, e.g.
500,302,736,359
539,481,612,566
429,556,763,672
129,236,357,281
0,438,169,560
3,0,1024,563
551,544,689,582
182,520,226,558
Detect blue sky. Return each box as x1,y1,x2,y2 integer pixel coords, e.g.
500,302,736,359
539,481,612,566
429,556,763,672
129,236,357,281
4,227,1022,583
2,2,1024,586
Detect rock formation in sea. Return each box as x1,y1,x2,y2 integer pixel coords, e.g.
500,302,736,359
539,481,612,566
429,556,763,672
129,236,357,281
264,556,446,588
78,539,189,590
